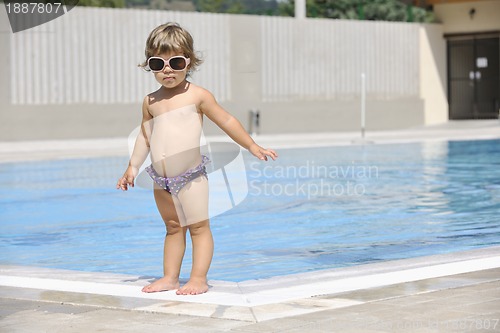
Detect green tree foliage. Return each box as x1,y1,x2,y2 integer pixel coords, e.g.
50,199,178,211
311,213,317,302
64,0,434,22
193,0,280,15
77,0,126,8
126,0,150,7
281,0,435,22
193,0,242,13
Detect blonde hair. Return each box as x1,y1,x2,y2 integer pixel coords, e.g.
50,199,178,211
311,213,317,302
140,22,202,75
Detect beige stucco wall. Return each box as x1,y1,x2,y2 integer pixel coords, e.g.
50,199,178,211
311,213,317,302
433,0,500,34
419,24,448,125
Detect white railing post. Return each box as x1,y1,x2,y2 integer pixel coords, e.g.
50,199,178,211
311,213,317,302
361,73,366,139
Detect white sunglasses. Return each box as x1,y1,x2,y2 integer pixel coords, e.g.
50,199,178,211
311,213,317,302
145,56,190,72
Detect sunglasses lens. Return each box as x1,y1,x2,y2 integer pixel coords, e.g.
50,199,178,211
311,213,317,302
148,58,164,71
169,57,186,70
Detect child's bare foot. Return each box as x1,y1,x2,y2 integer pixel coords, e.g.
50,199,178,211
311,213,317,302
142,276,180,293
176,278,208,295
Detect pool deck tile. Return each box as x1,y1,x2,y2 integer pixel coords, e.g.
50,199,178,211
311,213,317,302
2,280,499,333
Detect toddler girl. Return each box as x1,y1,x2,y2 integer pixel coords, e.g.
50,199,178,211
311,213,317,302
116,22,277,295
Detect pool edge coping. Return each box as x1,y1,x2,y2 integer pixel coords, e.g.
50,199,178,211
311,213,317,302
2,246,500,323
1,246,499,310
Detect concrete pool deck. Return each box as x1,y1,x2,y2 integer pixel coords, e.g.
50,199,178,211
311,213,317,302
1,119,500,332
1,248,500,332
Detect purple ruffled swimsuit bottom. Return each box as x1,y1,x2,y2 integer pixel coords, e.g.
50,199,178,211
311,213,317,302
145,155,210,196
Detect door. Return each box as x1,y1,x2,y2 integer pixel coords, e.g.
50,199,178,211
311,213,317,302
448,35,499,119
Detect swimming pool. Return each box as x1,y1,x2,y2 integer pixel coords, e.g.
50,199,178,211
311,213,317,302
1,139,499,282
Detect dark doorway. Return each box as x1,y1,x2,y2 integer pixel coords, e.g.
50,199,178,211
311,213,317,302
447,34,499,119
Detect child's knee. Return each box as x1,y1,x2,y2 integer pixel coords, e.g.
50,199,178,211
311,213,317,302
166,219,183,235
187,219,210,235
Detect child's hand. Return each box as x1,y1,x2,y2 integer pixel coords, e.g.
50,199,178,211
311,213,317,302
116,166,137,191
249,144,278,161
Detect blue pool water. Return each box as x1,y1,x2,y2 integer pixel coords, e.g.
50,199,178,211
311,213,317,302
1,139,499,282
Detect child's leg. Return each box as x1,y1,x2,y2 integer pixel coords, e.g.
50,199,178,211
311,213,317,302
142,185,186,293
176,219,213,295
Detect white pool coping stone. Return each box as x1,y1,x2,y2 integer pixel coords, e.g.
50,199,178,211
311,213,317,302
1,246,500,322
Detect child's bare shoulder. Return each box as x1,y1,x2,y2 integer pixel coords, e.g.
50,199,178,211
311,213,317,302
141,88,164,117
188,83,215,103
146,87,164,101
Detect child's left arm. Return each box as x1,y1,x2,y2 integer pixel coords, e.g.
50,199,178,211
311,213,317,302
200,89,277,161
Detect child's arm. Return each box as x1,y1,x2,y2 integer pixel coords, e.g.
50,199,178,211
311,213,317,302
199,89,277,161
117,97,153,191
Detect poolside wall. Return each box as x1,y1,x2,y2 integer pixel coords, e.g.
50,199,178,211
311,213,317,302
0,6,447,141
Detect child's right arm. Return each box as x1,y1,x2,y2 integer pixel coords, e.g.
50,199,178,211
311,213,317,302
117,97,153,191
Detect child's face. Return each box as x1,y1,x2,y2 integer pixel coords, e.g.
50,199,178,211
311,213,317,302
151,51,189,89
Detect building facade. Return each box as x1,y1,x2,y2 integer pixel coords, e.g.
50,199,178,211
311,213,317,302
430,0,500,119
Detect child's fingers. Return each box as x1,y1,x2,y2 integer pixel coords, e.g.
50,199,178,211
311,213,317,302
116,176,133,191
256,150,267,161
250,144,277,161
116,177,127,190
126,175,135,187
265,149,278,160
261,148,278,161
